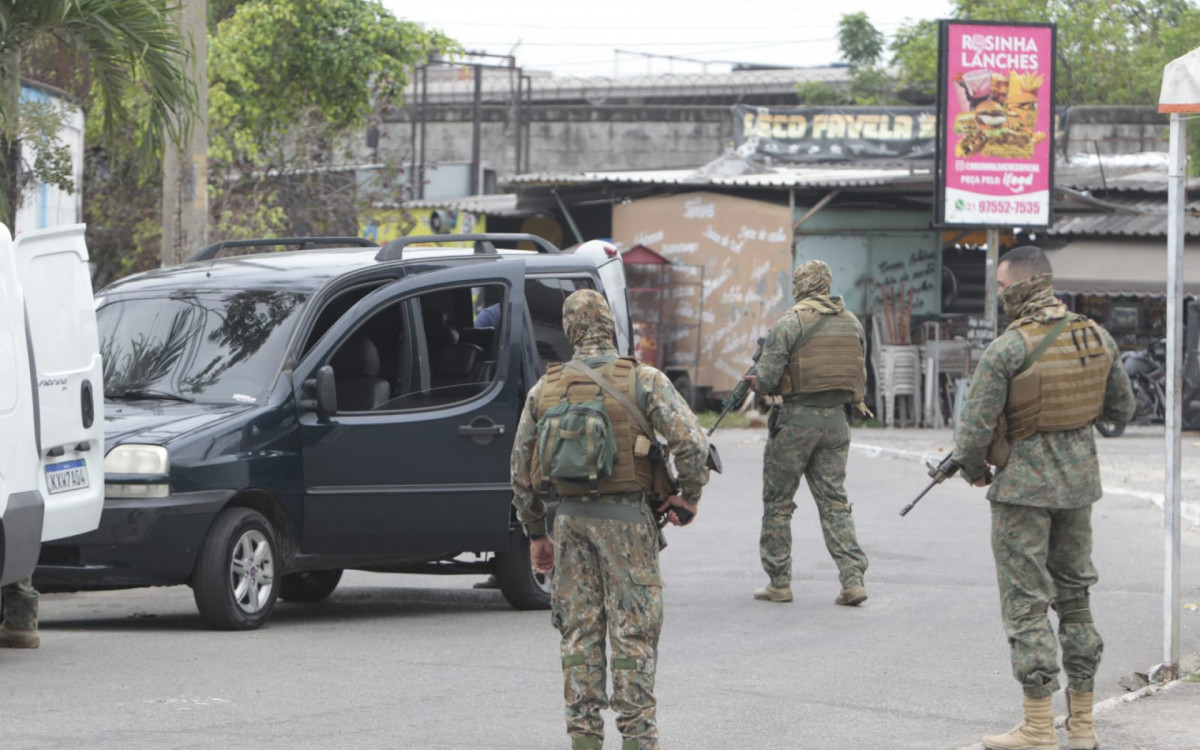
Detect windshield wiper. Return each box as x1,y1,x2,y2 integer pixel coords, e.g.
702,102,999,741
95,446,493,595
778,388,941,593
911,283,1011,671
105,388,195,403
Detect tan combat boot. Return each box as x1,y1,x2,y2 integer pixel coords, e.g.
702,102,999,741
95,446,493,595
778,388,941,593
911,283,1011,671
1066,690,1098,750
834,584,867,606
982,695,1058,750
753,585,793,602
0,625,40,648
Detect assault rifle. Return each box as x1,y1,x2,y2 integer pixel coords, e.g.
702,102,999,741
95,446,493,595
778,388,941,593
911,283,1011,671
899,452,993,517
707,337,767,439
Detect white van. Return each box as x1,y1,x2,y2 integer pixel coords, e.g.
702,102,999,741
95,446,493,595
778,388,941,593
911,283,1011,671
0,224,104,586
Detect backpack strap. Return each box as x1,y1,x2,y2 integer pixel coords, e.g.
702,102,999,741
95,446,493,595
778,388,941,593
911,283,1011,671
1016,316,1072,376
563,361,655,439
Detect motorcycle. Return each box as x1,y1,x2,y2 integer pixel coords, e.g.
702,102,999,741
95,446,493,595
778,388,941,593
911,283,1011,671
1123,340,1167,425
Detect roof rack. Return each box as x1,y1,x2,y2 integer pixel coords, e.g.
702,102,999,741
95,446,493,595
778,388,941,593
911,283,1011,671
189,236,379,263
375,233,561,262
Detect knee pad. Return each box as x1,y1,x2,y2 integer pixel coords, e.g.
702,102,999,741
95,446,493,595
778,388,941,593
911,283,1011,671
1054,596,1093,625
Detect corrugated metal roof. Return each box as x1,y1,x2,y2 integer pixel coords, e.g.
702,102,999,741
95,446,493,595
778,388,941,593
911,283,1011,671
397,193,527,217
509,164,933,190
1055,154,1200,192
1047,193,1200,237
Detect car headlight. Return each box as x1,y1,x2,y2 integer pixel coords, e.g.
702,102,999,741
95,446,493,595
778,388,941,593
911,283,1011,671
104,444,170,499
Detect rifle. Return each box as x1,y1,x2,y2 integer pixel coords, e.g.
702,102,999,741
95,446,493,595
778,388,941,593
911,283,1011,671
899,452,993,517
707,337,766,439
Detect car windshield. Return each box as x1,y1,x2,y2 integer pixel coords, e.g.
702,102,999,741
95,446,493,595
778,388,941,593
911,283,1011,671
98,289,307,404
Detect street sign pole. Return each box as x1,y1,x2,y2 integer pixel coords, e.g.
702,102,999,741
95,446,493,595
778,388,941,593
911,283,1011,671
1162,112,1185,682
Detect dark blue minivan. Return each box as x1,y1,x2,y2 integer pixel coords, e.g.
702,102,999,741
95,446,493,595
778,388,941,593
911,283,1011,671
35,234,632,629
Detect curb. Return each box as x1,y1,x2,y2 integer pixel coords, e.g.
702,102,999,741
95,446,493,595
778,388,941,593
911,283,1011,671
849,441,1200,526
949,679,1191,750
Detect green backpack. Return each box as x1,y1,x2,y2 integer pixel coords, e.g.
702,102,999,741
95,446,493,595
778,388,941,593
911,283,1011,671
537,392,617,499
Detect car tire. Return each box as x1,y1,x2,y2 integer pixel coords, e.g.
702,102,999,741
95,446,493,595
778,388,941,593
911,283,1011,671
279,569,343,603
494,528,551,610
192,507,280,630
1095,421,1126,438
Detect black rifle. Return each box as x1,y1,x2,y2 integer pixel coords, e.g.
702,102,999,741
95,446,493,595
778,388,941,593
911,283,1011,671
707,337,766,439
899,453,993,516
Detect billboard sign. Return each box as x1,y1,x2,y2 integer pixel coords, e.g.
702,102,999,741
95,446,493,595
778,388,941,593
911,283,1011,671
935,21,1056,227
733,105,937,162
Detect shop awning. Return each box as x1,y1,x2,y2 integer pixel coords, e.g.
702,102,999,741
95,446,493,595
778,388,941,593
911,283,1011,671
1045,240,1200,296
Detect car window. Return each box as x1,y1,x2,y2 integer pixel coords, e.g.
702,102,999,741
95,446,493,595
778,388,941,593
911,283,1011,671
525,276,594,368
99,290,307,404
331,283,507,413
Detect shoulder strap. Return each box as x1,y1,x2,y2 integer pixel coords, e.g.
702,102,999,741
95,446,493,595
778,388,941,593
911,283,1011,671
795,313,830,350
564,361,655,438
1016,316,1072,375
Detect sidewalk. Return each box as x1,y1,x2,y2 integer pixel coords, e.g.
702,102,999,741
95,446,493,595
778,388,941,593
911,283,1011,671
847,424,1200,750
848,424,1200,525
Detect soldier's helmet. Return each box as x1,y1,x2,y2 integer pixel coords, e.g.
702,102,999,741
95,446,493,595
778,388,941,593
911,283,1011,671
793,259,832,300
562,289,615,347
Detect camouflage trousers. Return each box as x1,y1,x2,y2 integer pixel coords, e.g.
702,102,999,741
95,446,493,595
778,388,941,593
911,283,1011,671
990,501,1103,699
1,576,39,631
760,405,868,590
551,497,663,750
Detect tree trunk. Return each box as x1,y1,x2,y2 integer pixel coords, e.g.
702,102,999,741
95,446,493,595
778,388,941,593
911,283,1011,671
1,46,22,230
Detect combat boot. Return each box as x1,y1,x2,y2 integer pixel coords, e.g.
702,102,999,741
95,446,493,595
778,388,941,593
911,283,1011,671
834,584,867,606
1065,690,1098,750
982,695,1058,750
753,585,793,602
0,625,40,648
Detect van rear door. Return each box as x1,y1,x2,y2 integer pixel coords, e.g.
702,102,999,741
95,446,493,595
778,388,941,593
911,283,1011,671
15,225,104,541
0,225,43,584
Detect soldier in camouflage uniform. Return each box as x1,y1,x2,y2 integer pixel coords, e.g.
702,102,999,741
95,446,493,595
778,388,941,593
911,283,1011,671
511,289,710,750
0,576,40,648
953,246,1135,750
748,260,871,607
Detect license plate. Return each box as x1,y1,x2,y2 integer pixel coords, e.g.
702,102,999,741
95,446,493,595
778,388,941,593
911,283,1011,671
45,459,89,494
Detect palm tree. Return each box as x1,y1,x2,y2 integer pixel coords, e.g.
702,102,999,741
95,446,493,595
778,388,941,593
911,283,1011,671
0,0,197,228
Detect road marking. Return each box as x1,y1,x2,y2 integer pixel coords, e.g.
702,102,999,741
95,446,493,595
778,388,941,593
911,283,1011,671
849,441,1200,526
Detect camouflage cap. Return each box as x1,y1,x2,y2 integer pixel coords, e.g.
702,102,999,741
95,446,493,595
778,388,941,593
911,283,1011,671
793,259,832,301
562,288,615,347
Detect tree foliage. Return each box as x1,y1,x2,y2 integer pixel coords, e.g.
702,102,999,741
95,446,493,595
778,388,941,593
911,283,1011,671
83,0,457,282
206,0,456,240
0,0,196,227
892,0,1200,105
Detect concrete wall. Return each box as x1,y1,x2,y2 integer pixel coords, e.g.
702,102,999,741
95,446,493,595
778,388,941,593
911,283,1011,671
380,105,734,177
379,104,1169,182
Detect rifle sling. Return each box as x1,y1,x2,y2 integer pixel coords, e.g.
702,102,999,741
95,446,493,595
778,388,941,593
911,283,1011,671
795,313,830,349
1016,316,1072,375
563,361,656,439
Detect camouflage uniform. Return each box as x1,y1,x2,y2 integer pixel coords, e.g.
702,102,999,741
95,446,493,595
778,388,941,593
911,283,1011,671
954,274,1136,699
511,290,709,750
755,261,869,594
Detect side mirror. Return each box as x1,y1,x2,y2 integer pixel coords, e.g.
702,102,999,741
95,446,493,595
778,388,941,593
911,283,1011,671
302,365,338,414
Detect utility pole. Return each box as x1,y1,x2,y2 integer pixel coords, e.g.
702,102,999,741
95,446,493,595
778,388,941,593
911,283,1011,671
161,0,207,267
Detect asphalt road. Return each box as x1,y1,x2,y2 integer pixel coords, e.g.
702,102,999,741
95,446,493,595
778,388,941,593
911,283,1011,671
2,428,1198,750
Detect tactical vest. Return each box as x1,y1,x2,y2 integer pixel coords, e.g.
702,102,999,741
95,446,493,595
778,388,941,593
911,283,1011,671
534,357,654,497
1003,315,1114,442
780,303,866,396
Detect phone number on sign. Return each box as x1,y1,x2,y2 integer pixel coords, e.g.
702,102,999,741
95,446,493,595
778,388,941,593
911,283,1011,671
979,200,1042,215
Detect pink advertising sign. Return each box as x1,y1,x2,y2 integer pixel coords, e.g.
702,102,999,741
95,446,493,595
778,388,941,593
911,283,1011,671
936,21,1055,226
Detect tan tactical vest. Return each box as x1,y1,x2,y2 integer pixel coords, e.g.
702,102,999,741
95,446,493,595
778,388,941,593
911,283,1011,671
1003,315,1114,442
535,357,654,496
780,304,866,396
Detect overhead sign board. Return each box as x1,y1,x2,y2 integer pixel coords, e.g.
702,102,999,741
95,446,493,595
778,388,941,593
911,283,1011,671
935,20,1056,227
